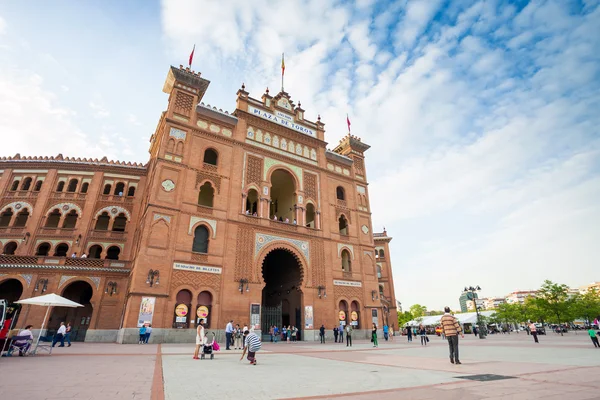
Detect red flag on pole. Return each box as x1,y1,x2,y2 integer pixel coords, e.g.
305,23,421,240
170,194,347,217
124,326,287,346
281,53,285,91
347,114,351,133
189,44,195,67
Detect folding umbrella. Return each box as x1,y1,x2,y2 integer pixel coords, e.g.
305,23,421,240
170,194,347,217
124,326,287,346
16,293,83,354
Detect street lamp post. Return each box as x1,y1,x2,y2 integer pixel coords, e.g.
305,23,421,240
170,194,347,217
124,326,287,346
464,285,485,339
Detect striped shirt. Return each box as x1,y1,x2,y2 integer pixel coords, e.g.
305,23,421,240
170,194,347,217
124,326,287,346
244,332,261,352
440,313,462,337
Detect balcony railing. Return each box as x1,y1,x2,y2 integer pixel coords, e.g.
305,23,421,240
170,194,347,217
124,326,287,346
0,255,130,270
269,220,298,232
5,191,40,199
342,271,353,279
52,192,86,200
99,194,134,203
336,199,347,207
202,162,218,173
0,226,27,236
38,227,76,237
87,229,128,241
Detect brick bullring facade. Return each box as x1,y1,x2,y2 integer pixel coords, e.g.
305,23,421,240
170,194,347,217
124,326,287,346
0,65,397,343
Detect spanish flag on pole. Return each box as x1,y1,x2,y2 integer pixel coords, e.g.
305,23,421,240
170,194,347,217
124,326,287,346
281,53,285,91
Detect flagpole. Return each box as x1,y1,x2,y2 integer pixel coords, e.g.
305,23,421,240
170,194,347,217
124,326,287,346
281,53,285,92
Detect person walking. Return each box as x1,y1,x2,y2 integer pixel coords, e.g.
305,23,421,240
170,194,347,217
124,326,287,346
372,323,378,347
345,324,353,347
389,326,394,341
319,324,325,343
138,324,147,345
52,322,67,347
286,325,292,342
588,327,599,348
240,329,262,365
528,322,539,343
65,322,72,347
193,319,205,359
281,325,287,342
145,324,153,344
419,324,427,346
339,323,344,344
383,324,389,341
441,307,464,364
234,324,244,349
225,320,234,350
273,325,279,343
333,326,339,343
407,326,413,342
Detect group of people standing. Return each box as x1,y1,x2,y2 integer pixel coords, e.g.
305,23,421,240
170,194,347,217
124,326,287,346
268,325,299,342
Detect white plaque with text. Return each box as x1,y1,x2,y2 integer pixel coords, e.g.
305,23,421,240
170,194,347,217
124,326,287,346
173,262,222,274
333,280,362,287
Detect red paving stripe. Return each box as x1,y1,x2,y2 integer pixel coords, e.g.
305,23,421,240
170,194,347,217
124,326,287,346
151,344,165,400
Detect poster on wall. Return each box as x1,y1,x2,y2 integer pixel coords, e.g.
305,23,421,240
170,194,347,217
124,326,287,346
304,305,313,329
371,308,378,326
351,311,359,326
197,305,209,324
250,303,261,330
175,304,189,323
137,297,156,327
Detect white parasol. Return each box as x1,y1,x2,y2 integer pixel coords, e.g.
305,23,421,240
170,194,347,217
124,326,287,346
16,293,83,354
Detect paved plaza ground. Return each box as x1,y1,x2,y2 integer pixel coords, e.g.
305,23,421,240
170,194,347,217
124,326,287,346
1,333,599,399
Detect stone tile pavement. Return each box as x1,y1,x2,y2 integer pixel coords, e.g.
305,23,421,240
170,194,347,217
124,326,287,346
0,333,599,399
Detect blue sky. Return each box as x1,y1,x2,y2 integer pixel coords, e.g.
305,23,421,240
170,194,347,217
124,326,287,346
1,0,599,310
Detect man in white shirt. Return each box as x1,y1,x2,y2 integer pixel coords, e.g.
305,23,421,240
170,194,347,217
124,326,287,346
225,320,234,350
52,322,66,347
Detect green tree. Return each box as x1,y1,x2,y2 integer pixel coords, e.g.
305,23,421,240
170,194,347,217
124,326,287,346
397,311,413,327
572,289,600,324
409,304,427,318
535,280,575,335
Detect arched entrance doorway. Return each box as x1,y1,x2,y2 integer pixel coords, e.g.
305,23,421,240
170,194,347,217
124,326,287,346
261,248,303,340
0,279,24,303
49,280,93,342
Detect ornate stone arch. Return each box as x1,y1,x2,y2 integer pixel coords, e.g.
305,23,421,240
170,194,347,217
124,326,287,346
337,243,355,260
188,216,217,238
0,274,29,290
94,205,132,221
46,202,83,216
265,164,301,191
254,241,307,288
58,276,101,295
0,201,34,214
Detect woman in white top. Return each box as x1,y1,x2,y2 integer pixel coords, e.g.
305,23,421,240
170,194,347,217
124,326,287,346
193,319,205,360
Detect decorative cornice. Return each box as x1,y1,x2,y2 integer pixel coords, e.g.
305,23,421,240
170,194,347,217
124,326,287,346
0,154,146,169
0,264,130,273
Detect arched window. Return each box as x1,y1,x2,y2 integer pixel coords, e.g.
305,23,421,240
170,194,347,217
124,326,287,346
2,241,18,255
127,186,136,197
56,181,65,192
341,249,352,272
203,149,218,165
351,301,360,328
174,290,192,328
103,184,112,195
45,209,61,228
176,142,184,155
198,182,214,207
379,249,385,258
376,265,382,279
10,180,20,191
13,208,30,227
269,169,296,220
34,180,43,191
105,246,121,260
88,245,102,259
306,203,316,228
246,189,258,214
81,182,89,193
379,284,384,296
21,177,32,191
192,225,209,253
67,178,78,192
197,291,213,327
114,182,125,196
167,139,175,153
36,242,51,256
338,215,348,235
112,213,127,232
94,212,110,231
0,209,13,227
339,300,348,323
336,186,345,201
62,210,78,229
54,243,69,257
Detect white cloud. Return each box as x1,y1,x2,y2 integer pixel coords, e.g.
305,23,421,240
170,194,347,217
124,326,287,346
89,101,110,118
0,15,6,35
394,0,443,50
